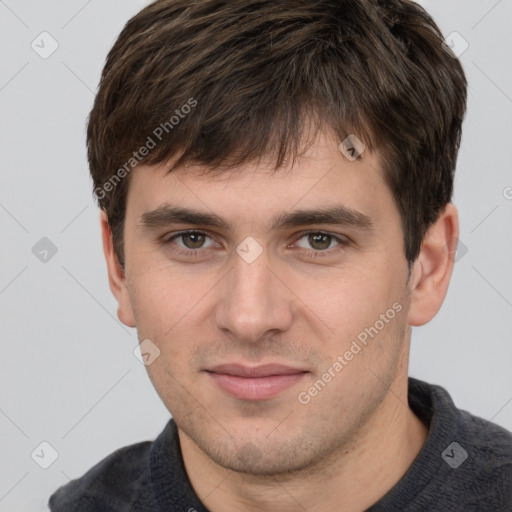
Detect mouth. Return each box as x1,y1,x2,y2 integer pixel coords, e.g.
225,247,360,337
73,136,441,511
204,363,309,401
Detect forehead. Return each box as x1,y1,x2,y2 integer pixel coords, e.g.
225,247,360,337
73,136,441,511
125,130,394,227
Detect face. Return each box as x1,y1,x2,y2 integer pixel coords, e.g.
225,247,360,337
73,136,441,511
118,130,414,475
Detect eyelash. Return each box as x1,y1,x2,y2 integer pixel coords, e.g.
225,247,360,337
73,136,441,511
162,229,349,259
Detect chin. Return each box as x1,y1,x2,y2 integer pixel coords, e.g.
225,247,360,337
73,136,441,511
198,433,329,478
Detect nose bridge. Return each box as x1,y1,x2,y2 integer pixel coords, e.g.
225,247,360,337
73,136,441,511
215,240,292,342
232,246,273,302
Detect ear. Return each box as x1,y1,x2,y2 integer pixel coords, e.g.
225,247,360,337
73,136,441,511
100,211,136,328
407,203,459,326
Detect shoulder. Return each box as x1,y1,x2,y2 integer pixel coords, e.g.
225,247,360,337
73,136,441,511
408,378,512,508
442,409,512,509
48,441,154,512
459,409,512,480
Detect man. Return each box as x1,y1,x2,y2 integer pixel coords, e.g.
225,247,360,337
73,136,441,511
49,0,512,510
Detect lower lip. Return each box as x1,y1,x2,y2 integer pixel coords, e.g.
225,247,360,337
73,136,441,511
206,371,307,400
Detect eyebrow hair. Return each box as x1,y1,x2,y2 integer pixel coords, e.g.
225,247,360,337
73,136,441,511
138,204,373,232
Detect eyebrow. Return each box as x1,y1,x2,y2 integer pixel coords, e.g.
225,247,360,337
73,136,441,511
138,204,374,232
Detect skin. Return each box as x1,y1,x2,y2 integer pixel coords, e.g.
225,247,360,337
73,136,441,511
101,129,458,512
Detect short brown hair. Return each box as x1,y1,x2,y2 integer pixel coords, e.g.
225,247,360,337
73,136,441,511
87,0,467,269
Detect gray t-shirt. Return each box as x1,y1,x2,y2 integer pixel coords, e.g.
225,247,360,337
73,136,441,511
49,377,512,511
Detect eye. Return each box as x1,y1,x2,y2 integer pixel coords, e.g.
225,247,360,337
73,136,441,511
293,231,347,252
164,230,216,251
162,229,349,259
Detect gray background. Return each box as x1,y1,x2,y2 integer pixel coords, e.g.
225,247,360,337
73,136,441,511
0,1,511,510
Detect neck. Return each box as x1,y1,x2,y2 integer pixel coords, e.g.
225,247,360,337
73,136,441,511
179,371,428,512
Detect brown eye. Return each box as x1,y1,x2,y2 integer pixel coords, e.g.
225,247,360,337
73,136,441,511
165,230,216,252
295,232,342,251
308,233,332,250
181,232,207,249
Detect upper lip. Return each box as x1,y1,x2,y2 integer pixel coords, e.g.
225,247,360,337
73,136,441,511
206,363,307,378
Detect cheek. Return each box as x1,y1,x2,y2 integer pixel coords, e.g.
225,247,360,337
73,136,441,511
129,270,202,402
294,265,395,333
128,265,216,355
290,263,407,376
128,268,176,334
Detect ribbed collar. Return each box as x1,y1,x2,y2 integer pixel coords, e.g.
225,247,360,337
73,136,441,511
368,377,461,510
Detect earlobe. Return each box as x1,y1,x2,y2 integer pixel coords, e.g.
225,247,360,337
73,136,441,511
99,211,136,328
407,204,459,327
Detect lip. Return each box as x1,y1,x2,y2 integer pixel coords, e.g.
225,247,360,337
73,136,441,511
205,363,308,401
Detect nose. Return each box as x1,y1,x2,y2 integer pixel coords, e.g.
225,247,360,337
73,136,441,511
214,243,294,344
